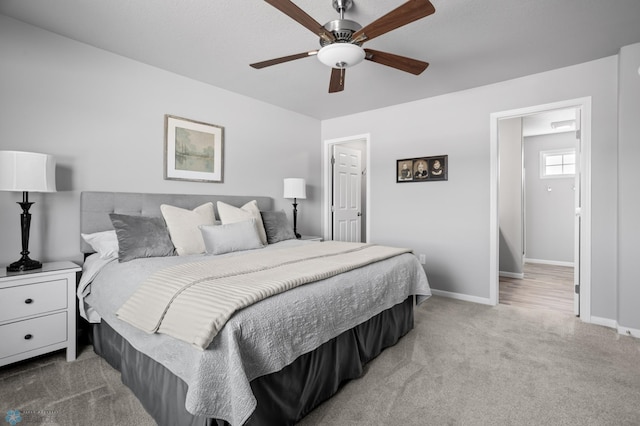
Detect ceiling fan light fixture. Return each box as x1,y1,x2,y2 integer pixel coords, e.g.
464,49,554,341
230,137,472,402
317,43,365,69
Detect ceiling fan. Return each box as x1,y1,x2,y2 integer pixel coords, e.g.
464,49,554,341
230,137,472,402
250,0,435,93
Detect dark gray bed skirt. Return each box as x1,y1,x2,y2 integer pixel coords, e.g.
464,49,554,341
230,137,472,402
91,297,415,426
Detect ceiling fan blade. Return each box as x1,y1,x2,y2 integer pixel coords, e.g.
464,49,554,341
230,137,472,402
264,0,335,43
250,51,318,69
329,68,345,93
352,0,435,43
364,49,429,75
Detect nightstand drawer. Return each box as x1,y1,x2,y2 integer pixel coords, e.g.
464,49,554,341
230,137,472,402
0,312,67,359
0,279,67,322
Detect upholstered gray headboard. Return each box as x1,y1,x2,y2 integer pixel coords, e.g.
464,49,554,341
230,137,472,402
80,191,273,253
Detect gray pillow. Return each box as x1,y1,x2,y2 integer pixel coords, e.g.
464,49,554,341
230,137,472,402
260,210,296,244
199,219,264,255
109,213,176,262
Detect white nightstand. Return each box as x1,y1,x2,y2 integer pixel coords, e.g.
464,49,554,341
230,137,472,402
0,261,81,367
300,235,323,242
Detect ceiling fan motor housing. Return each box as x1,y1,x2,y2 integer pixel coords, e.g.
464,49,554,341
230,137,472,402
320,19,362,46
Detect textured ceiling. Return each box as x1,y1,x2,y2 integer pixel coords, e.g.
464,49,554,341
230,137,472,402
1,0,639,119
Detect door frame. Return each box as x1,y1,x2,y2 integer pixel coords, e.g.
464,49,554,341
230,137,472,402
322,133,371,242
489,97,592,320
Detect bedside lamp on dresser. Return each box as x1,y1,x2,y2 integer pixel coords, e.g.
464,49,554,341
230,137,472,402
0,150,56,272
0,151,81,366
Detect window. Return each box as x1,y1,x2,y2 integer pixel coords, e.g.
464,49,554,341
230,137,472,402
540,149,575,178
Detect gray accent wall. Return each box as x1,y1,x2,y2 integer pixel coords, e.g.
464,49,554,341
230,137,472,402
498,117,523,275
523,132,575,263
617,43,640,333
0,15,321,266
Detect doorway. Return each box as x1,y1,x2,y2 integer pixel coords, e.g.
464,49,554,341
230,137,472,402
322,134,370,242
490,98,592,320
498,108,578,314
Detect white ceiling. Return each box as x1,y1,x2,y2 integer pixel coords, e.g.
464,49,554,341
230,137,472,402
522,108,577,137
1,0,639,120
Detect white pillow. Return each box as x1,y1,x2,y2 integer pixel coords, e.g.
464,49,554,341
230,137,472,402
81,230,119,259
217,200,267,245
160,202,216,255
199,219,264,255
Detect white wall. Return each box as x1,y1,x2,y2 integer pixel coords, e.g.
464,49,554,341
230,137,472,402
498,117,523,275
524,132,575,264
617,42,640,334
322,56,619,322
0,15,321,266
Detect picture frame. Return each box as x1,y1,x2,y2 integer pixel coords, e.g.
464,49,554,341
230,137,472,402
164,114,224,183
428,155,448,181
397,159,414,182
396,155,447,183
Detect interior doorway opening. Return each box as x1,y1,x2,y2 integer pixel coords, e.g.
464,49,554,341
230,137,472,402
490,98,592,320
498,108,578,315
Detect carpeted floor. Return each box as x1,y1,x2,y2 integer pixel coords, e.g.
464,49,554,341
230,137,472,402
1,296,639,425
0,343,154,426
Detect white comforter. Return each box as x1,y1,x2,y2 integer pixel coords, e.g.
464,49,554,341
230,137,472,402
78,239,431,425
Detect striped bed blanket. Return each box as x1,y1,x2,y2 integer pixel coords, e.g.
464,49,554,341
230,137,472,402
116,241,412,349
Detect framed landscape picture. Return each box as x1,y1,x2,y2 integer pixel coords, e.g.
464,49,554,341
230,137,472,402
164,114,224,183
396,155,447,182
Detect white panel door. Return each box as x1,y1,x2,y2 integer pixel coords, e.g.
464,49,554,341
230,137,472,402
332,145,361,242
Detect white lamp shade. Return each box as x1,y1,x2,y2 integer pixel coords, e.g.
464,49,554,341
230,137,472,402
0,151,57,192
317,43,365,69
283,178,306,199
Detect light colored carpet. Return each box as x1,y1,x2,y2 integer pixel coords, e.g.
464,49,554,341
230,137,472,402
300,296,640,425
1,296,639,425
0,344,154,426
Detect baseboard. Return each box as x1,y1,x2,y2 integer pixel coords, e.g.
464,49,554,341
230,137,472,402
590,315,618,329
432,291,639,339
430,289,493,305
589,316,640,339
617,325,640,339
499,271,524,279
524,258,574,267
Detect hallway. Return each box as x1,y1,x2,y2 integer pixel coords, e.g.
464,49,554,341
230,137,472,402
499,263,574,315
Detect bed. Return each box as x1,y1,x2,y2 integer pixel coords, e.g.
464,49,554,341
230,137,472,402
78,191,431,426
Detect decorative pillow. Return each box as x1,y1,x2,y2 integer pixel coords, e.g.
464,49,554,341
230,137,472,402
109,214,176,262
216,200,267,245
260,210,296,244
160,202,216,255
199,219,264,255
81,230,119,259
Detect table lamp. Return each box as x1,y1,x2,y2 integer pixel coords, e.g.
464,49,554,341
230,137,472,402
283,178,306,239
0,151,57,272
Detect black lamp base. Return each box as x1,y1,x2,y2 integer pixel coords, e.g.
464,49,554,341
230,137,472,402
292,199,301,239
7,256,42,272
7,192,42,272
